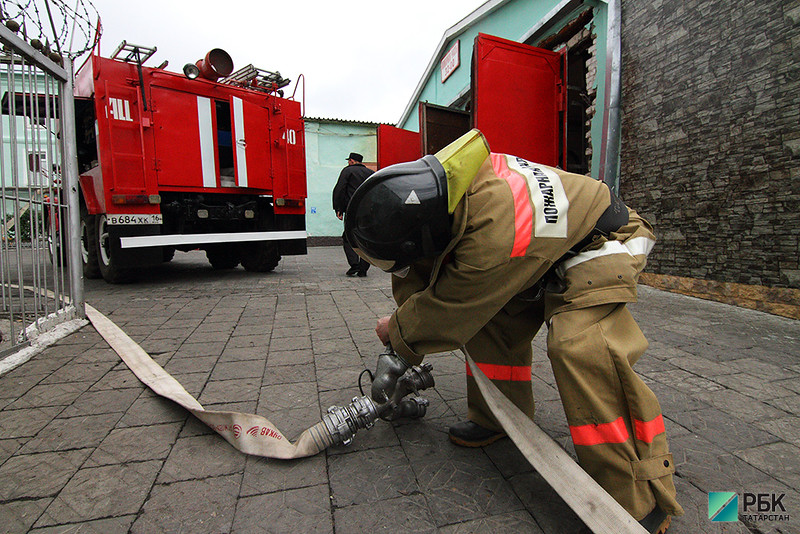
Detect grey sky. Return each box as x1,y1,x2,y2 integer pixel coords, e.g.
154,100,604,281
86,0,487,124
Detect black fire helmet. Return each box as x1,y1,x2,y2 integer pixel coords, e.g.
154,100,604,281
344,155,451,273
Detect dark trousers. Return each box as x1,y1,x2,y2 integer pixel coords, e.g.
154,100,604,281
343,233,370,273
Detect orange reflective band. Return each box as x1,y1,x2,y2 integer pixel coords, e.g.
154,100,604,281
570,416,630,446
466,361,531,382
634,414,665,443
491,153,532,257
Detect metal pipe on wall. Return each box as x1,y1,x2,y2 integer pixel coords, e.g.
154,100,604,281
599,0,622,193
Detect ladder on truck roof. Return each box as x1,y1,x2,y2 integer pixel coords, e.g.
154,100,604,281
110,41,156,111
222,64,291,94
111,41,157,65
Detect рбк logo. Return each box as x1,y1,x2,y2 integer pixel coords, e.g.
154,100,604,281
709,492,791,523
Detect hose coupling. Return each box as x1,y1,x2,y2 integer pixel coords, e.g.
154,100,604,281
394,396,430,418
398,362,435,396
322,395,380,446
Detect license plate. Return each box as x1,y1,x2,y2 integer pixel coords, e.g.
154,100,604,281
107,214,163,225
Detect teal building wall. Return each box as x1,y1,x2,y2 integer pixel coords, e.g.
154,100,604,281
303,119,377,238
1,70,57,190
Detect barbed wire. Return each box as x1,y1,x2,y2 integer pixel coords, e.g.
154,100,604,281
0,0,101,59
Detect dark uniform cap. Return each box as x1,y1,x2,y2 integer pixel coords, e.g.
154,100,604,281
347,152,364,162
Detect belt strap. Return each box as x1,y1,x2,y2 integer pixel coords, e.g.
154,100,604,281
569,185,629,255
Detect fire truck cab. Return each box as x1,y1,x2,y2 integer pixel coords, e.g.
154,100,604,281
73,42,307,283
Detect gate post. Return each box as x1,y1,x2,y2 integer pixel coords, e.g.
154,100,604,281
59,58,85,318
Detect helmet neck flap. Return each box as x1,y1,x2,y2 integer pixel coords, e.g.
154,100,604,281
435,129,490,213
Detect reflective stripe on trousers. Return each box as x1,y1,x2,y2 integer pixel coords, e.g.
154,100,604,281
466,361,532,382
569,414,666,446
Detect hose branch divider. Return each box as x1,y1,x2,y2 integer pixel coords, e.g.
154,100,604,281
85,303,434,458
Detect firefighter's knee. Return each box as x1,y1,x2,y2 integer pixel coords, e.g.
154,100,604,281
546,320,622,420
548,304,617,345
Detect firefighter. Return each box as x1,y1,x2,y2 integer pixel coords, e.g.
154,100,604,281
333,152,373,277
344,130,682,533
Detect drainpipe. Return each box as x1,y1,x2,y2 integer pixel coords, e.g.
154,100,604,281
598,0,622,194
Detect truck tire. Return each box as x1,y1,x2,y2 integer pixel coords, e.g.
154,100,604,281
162,247,175,262
46,225,64,266
241,241,281,272
96,214,130,283
80,208,101,279
44,203,65,266
206,244,240,269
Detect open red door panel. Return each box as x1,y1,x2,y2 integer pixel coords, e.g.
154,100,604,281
377,124,421,169
472,33,566,168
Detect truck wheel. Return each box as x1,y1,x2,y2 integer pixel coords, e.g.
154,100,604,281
45,204,66,266
162,247,175,262
46,225,63,266
206,244,240,269
96,214,130,283
80,209,101,279
241,241,281,272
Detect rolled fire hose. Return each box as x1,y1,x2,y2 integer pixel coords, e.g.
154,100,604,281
86,303,384,458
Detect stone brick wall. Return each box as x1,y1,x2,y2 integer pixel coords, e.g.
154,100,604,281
585,37,597,175
618,0,800,292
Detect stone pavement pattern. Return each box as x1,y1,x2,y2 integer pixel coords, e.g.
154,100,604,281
0,247,798,533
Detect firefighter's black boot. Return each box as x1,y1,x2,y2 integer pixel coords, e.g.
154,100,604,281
448,420,506,447
639,505,670,534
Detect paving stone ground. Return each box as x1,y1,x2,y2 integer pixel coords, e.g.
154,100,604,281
1,246,798,533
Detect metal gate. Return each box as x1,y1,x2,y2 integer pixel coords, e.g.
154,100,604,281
0,23,83,358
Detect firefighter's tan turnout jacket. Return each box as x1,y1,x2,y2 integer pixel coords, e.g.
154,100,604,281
388,146,649,365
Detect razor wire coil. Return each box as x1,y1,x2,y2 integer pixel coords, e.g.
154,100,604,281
0,0,100,59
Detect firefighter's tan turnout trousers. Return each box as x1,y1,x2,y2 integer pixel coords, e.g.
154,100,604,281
465,218,684,521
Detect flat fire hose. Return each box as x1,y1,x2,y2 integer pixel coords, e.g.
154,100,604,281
464,348,648,534
87,300,646,530
86,304,334,459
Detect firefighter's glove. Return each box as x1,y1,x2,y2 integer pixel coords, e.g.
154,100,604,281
370,348,410,404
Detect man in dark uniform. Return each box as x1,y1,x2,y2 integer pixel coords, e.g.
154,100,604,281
333,152,373,276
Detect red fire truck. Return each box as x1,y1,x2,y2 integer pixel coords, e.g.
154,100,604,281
72,42,307,282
